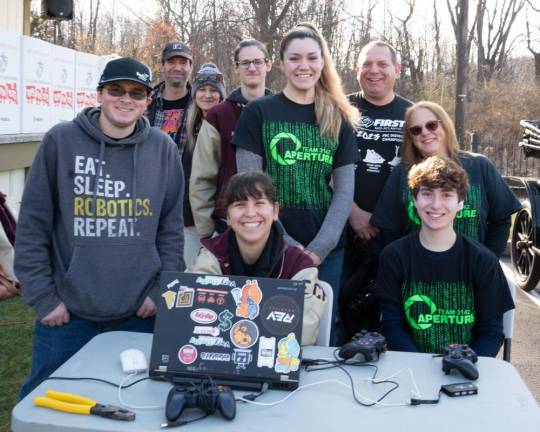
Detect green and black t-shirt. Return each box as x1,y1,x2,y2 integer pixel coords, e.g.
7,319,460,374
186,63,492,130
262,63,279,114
376,232,514,354
232,92,357,246
371,152,521,256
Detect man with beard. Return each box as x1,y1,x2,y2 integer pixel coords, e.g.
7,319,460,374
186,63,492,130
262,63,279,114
146,42,194,154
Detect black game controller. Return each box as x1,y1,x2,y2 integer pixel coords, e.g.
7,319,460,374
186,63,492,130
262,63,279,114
441,344,479,380
339,330,387,362
165,383,236,422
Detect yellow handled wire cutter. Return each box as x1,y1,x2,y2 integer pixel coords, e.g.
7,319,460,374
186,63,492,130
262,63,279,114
34,390,135,421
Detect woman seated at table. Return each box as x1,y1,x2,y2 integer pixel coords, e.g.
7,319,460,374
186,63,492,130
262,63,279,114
188,171,326,345
371,101,521,257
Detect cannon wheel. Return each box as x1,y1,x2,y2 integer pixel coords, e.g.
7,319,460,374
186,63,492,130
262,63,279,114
511,201,540,291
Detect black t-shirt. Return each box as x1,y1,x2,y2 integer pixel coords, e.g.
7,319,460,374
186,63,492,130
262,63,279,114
376,232,514,354
348,93,412,212
159,94,190,142
371,152,521,255
233,92,358,246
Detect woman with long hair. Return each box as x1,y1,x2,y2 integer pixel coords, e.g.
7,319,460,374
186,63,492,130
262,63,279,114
232,22,359,340
371,100,521,257
188,171,325,345
183,63,225,267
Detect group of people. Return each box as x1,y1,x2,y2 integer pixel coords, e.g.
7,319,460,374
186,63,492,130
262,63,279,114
9,22,520,399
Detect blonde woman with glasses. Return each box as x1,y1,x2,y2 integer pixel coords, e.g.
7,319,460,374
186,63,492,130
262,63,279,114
371,100,521,257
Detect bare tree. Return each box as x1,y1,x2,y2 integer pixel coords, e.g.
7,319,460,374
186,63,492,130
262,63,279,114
526,16,540,82
475,0,526,82
448,0,470,146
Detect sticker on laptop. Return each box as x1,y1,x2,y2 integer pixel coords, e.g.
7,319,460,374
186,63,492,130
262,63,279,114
261,294,300,335
231,280,263,320
218,309,234,332
162,290,177,310
257,336,276,368
196,288,228,305
176,286,195,307
193,326,220,336
189,336,231,348
196,275,236,288
232,349,253,370
190,308,218,324
230,319,259,349
166,279,180,289
178,344,198,365
275,333,300,374
200,352,231,362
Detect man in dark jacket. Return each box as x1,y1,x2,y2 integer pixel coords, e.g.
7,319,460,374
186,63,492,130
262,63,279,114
146,42,193,153
189,39,272,238
15,57,184,399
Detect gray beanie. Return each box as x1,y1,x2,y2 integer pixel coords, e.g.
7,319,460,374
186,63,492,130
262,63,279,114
192,63,226,100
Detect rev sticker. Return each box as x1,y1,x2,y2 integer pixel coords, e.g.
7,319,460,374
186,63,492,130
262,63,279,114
162,290,176,310
230,319,259,349
178,344,198,365
176,286,195,307
218,310,234,332
257,336,276,368
275,333,300,374
231,280,263,320
261,294,300,335
232,349,253,370
190,308,218,324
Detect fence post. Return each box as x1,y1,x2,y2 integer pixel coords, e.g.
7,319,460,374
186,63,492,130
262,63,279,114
470,130,479,153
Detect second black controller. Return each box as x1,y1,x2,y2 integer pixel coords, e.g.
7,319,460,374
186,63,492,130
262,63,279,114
441,343,479,380
165,383,236,422
339,330,387,362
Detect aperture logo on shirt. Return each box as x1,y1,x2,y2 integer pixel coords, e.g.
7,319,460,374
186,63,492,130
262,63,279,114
404,293,475,331
269,132,333,166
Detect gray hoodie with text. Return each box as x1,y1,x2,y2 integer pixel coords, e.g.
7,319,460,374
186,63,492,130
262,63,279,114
15,107,184,321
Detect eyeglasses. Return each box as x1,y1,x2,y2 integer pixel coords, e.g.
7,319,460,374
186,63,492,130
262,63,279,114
408,120,441,136
105,86,148,101
235,58,267,68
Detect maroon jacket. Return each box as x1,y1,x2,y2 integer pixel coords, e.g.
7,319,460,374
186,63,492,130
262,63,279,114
205,88,272,224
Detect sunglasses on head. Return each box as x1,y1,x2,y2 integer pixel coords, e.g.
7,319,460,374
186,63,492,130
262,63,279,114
409,120,441,136
104,85,148,101
195,72,224,84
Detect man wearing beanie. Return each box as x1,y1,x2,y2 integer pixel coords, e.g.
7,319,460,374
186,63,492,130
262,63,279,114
146,42,194,154
190,39,272,238
15,57,185,398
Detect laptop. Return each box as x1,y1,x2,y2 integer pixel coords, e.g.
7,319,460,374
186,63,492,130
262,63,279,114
149,271,305,390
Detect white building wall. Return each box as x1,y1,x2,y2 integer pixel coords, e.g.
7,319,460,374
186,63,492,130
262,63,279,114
0,0,24,34
1,0,28,202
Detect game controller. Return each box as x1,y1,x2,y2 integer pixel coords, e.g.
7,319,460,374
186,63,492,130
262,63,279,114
338,330,387,362
441,344,479,381
165,383,236,422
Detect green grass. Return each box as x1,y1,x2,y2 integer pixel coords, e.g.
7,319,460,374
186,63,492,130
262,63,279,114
0,297,35,432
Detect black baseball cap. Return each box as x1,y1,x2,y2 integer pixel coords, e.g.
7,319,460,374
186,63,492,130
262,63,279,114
162,42,192,62
98,57,153,91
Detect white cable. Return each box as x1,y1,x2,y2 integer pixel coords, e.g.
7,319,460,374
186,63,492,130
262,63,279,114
364,367,423,398
117,372,164,410
237,378,410,407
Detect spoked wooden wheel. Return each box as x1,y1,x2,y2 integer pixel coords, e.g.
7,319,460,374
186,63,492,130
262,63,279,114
511,202,540,291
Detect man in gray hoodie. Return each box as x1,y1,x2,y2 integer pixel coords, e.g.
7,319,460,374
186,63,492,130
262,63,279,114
15,57,185,398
